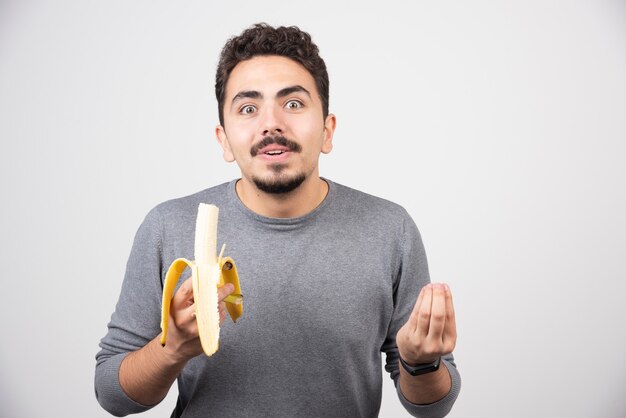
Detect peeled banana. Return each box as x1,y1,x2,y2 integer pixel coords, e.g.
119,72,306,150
160,203,243,356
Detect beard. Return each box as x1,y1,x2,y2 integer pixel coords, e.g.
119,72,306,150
251,169,306,194
249,135,306,194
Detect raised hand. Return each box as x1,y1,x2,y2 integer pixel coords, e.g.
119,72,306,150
163,277,235,363
396,283,456,365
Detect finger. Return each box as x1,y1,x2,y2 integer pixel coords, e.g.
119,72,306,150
407,284,428,331
427,283,447,341
173,302,198,329
218,283,235,302
416,284,433,337
442,284,457,352
219,301,226,324
172,276,194,310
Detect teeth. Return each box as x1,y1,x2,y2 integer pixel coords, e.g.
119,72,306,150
266,150,284,155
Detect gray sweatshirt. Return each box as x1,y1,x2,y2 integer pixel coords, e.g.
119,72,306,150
95,178,461,417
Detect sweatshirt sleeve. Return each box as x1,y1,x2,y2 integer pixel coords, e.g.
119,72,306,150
94,207,165,416
382,212,461,418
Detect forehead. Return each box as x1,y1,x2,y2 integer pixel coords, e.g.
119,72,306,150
225,55,318,100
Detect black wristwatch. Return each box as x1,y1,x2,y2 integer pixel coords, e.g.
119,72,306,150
399,356,441,376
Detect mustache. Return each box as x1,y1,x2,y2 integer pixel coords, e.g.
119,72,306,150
250,135,302,157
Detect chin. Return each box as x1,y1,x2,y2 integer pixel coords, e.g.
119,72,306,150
251,171,306,194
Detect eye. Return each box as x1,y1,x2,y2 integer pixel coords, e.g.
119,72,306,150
285,100,303,110
239,105,257,115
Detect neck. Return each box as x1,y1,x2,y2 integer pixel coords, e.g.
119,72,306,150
235,174,328,218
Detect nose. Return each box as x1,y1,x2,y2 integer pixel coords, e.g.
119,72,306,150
260,106,284,136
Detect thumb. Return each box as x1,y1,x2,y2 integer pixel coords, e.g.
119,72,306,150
218,283,235,302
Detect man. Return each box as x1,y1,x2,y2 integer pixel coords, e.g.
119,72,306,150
96,23,461,417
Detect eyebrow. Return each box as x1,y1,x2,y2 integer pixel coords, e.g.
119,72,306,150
231,90,262,105
230,85,312,107
276,85,311,99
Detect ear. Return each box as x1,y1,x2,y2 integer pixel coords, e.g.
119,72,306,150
321,113,336,154
215,125,235,162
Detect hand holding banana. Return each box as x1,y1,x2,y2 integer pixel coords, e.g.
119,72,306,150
396,283,456,366
160,276,236,361
160,204,243,359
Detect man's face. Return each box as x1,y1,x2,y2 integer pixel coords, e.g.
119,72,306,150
216,55,335,194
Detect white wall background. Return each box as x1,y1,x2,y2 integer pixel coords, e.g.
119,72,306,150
1,0,625,417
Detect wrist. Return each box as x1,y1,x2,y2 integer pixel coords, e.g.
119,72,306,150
152,335,190,367
397,345,438,366
399,361,451,405
399,354,441,376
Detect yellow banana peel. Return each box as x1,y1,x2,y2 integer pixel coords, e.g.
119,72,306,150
160,203,243,356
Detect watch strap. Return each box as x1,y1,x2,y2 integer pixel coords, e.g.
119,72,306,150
399,355,441,376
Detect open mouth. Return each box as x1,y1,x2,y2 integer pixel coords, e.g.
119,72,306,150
251,135,302,158
257,144,292,157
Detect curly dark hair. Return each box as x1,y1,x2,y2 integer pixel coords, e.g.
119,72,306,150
215,23,329,126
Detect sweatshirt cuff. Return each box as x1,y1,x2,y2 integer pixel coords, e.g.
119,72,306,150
95,352,154,417
395,359,461,418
